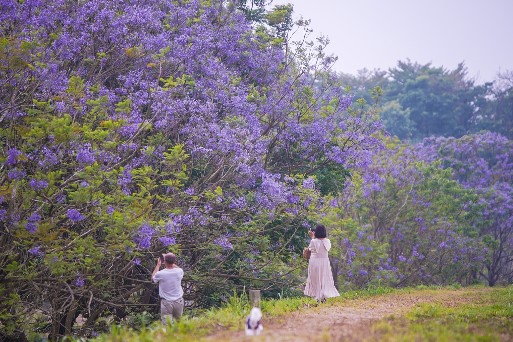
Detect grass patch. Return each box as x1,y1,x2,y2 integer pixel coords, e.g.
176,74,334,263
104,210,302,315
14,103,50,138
369,286,513,342
83,285,398,342
78,285,510,341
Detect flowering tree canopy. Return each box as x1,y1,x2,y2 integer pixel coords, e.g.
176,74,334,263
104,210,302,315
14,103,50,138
326,132,513,290
328,139,483,288
0,0,382,339
419,132,513,286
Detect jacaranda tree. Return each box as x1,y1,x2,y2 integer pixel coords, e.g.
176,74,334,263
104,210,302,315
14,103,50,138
0,0,383,340
325,139,484,288
419,132,513,286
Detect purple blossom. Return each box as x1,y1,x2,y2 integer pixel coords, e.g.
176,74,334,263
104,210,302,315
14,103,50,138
76,144,96,165
55,193,66,204
159,236,176,246
26,212,41,233
28,246,44,257
67,209,86,222
214,236,233,250
10,212,20,225
286,194,300,204
6,148,22,166
134,223,154,249
8,168,26,180
117,167,132,194
29,179,49,190
74,275,85,287
229,196,247,209
106,206,115,215
302,177,315,189
38,147,59,168
28,212,41,222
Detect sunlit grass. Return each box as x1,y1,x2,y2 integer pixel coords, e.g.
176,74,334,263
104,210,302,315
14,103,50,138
368,285,513,342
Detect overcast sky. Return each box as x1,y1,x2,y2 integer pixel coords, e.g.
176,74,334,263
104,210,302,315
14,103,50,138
271,0,513,84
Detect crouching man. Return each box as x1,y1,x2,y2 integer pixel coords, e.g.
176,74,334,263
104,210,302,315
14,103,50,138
152,253,184,324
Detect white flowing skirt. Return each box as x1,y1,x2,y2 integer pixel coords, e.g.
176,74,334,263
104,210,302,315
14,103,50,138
304,257,340,300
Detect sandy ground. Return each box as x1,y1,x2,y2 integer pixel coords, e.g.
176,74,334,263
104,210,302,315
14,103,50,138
203,287,493,342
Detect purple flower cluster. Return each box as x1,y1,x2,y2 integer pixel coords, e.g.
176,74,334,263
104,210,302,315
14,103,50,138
8,168,26,180
302,177,315,190
76,144,96,165
29,179,49,190
214,236,233,250
74,275,85,287
38,147,59,169
6,148,22,166
134,223,154,249
28,245,45,257
67,209,86,222
159,236,176,246
26,212,41,234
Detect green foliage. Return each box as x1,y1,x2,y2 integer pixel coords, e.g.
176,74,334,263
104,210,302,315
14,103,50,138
473,72,513,139
313,163,350,196
338,60,498,141
235,0,268,24
380,100,413,140
265,4,294,39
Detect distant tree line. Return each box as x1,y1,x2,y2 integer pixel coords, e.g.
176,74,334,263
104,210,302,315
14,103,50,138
338,61,513,141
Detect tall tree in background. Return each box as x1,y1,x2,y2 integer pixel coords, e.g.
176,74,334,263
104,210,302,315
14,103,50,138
236,0,269,23
472,71,513,139
337,61,494,141
386,60,481,140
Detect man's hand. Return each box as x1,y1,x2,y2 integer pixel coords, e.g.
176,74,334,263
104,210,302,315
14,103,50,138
152,257,162,280
308,230,315,239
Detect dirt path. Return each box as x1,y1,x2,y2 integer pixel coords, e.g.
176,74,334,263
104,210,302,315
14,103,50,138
204,287,493,342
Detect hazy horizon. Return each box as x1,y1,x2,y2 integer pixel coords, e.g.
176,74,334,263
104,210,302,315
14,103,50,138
272,0,513,84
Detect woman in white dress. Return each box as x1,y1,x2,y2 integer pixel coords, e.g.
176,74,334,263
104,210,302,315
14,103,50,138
304,224,340,302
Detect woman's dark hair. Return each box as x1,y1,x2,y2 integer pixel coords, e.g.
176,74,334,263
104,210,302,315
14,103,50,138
314,224,327,238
